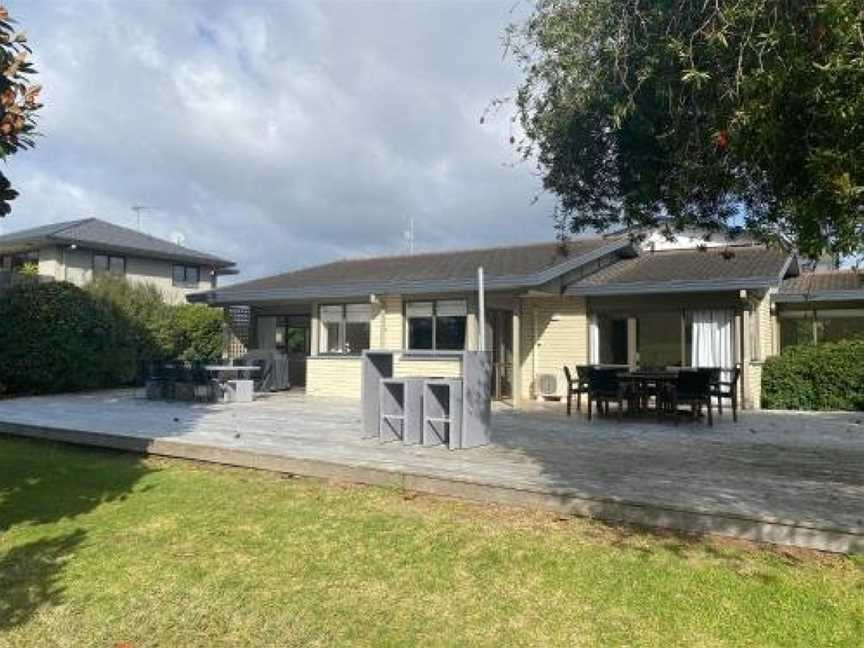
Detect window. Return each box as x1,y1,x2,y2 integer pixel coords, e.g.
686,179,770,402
93,253,126,276
406,300,467,351
274,316,310,355
318,304,372,354
781,309,864,349
172,264,200,287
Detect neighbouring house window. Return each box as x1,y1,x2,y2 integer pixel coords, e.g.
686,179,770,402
172,264,200,287
781,309,864,348
93,253,126,276
406,300,467,351
319,304,372,354
817,310,864,343
779,311,815,348
2,251,38,272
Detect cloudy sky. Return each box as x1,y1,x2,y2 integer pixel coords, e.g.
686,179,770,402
3,0,558,281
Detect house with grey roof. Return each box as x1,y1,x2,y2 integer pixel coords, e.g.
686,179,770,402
0,218,236,303
190,227,864,409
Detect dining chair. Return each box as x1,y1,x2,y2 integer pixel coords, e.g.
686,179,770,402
563,365,590,416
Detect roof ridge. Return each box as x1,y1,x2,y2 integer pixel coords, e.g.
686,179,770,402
46,217,96,238
313,237,611,267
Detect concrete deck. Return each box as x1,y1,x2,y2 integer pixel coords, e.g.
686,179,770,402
0,390,862,553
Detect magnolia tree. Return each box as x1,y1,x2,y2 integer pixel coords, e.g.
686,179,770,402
0,5,40,216
504,0,864,259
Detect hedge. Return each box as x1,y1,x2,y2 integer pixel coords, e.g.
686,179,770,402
0,282,141,395
761,339,864,411
0,278,225,396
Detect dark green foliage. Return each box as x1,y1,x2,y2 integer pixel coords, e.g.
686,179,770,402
0,278,225,396
762,339,864,410
0,282,140,394
171,304,224,363
507,0,864,258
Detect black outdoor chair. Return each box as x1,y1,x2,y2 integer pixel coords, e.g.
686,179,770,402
667,369,713,426
191,363,221,403
563,365,590,415
711,366,741,422
586,367,627,421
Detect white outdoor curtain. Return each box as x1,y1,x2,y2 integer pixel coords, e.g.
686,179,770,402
588,314,600,364
320,305,343,323
690,310,734,377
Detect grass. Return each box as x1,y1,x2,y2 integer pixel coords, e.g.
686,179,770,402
0,437,862,647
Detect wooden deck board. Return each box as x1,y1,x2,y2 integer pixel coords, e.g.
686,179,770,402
0,389,862,552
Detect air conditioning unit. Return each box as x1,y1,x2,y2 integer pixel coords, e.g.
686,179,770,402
536,373,561,401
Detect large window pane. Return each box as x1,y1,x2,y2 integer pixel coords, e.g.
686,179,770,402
345,322,370,354
408,317,434,349
818,315,864,344
637,313,682,368
323,322,341,353
780,314,814,349
109,256,125,276
435,316,466,350
596,316,628,365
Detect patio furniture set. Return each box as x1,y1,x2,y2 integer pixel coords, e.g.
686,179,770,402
563,365,741,425
144,355,290,404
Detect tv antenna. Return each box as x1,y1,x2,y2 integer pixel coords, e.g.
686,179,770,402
131,205,158,231
403,216,415,255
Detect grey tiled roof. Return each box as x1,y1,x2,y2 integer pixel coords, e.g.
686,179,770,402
0,218,234,267
780,271,864,294
199,238,630,303
565,245,792,295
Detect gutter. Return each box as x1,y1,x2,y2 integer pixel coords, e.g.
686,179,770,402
773,290,864,304
564,276,779,297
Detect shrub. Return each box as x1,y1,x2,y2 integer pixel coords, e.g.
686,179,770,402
0,282,142,395
85,275,174,363
762,340,864,411
171,304,224,363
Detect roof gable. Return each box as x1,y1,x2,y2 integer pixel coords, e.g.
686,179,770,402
0,218,234,267
565,245,793,296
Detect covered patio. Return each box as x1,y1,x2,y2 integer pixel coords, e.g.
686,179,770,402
0,389,861,553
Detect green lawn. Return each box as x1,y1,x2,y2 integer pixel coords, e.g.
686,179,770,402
0,437,862,647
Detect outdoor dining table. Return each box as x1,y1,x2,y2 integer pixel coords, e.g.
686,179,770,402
204,365,261,379
205,365,261,403
616,370,679,415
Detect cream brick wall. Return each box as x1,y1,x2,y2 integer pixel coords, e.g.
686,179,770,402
519,296,588,400
369,295,403,349
306,354,463,399
305,357,363,398
394,358,462,378
36,245,213,304
747,292,773,410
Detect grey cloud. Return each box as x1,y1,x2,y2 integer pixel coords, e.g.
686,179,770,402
5,0,556,282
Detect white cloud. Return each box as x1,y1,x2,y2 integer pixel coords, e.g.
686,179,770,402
5,0,557,282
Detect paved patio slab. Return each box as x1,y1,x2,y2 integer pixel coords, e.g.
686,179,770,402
0,390,862,552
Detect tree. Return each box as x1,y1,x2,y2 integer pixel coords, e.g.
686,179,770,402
505,0,864,258
0,5,41,216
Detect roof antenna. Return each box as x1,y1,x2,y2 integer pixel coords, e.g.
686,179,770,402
403,216,415,255
131,205,158,232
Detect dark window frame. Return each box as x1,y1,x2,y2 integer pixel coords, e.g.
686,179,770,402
93,252,126,276
172,264,201,287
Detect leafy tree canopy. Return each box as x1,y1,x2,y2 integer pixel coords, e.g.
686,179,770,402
506,0,864,258
0,5,41,216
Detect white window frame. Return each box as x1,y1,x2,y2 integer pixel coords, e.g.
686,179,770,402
318,304,372,355
405,299,468,351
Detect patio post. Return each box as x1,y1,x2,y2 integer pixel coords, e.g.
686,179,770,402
512,303,521,406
